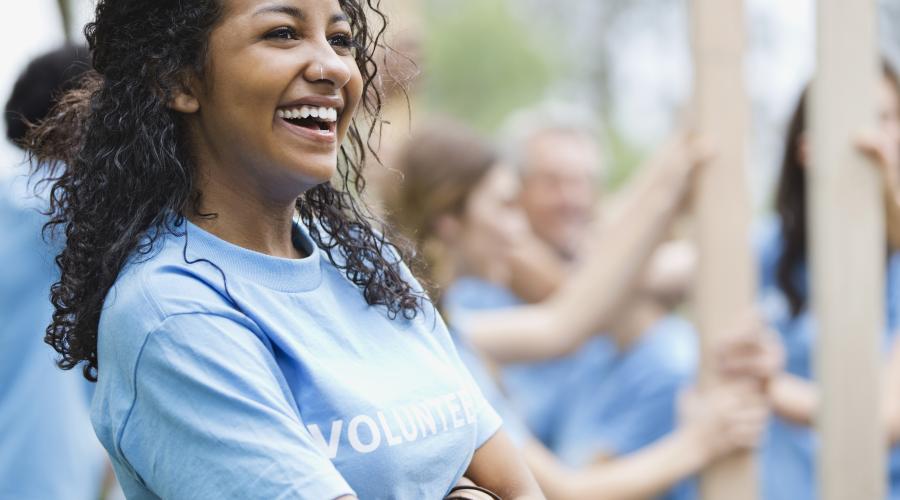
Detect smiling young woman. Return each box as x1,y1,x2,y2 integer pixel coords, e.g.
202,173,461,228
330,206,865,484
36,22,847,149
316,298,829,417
27,1,542,498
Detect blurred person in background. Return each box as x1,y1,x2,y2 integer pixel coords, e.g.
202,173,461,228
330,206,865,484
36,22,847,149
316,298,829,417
441,104,710,485
388,119,778,500
0,44,109,500
759,62,900,500
357,0,423,218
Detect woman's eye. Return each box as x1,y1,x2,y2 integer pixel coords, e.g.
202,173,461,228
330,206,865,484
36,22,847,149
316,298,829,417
265,27,298,41
329,33,356,52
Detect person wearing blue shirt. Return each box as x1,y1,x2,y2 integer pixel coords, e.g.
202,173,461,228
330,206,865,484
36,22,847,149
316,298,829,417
25,1,543,498
759,63,900,500
0,45,108,500
92,218,506,499
387,119,776,500
443,275,615,449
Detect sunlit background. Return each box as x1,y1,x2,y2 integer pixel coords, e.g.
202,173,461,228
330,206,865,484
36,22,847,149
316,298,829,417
7,0,900,210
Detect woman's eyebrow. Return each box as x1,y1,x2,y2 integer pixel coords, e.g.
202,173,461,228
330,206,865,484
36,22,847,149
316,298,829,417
252,4,349,25
253,4,305,20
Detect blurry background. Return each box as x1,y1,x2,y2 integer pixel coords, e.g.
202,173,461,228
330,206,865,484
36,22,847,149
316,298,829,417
2,0,900,204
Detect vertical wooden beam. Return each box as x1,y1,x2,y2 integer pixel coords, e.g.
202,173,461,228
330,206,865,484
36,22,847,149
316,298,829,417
690,0,758,498
811,1,885,498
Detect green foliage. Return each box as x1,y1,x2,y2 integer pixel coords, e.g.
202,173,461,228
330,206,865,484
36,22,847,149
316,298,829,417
422,0,562,133
602,126,648,190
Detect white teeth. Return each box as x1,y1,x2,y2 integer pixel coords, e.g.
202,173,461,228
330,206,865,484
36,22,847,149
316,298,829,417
277,105,339,123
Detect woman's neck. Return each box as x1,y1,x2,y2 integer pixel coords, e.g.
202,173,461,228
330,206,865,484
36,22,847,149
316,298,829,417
188,174,304,259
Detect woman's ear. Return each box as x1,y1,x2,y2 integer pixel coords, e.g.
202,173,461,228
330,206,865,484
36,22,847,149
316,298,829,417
167,73,200,114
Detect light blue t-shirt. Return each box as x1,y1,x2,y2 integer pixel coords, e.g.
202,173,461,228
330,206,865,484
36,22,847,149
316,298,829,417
447,327,532,449
0,171,107,500
443,276,600,447
551,315,697,466
91,219,502,500
756,216,900,500
552,315,698,500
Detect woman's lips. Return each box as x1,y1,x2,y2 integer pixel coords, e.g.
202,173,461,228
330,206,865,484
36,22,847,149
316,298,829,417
276,116,337,145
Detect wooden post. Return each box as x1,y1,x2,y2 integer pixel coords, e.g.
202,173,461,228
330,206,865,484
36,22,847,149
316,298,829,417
811,1,885,498
690,0,758,498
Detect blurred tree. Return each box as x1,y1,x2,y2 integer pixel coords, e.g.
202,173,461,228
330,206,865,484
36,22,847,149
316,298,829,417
422,0,562,133
512,0,677,185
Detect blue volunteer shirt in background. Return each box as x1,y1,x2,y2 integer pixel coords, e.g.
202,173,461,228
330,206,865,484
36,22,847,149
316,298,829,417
91,219,502,500
0,171,107,500
552,315,698,500
447,327,532,449
443,276,603,447
756,216,900,500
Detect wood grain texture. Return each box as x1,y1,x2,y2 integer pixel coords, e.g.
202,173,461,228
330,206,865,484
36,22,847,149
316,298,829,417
690,0,758,498
811,1,886,498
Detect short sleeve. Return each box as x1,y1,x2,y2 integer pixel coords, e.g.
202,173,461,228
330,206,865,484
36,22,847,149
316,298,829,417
117,313,355,500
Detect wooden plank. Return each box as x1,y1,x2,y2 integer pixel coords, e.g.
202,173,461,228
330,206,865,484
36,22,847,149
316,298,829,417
689,0,758,498
811,1,885,498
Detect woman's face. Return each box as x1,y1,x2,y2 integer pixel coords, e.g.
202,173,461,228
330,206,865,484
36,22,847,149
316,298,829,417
797,75,900,169
182,0,364,201
456,166,530,284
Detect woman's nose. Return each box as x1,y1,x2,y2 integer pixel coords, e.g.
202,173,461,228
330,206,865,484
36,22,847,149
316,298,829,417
305,44,353,89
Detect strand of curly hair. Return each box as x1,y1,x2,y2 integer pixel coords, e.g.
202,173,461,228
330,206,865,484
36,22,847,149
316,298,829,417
26,0,422,382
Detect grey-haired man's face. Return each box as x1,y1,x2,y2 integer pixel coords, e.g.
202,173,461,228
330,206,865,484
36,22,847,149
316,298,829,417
519,131,600,259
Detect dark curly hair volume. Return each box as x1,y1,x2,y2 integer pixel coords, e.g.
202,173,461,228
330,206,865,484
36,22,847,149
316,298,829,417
26,0,421,381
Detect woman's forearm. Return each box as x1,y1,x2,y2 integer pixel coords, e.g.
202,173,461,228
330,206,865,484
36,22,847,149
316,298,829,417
468,153,693,363
526,430,708,500
465,431,546,499
769,373,818,427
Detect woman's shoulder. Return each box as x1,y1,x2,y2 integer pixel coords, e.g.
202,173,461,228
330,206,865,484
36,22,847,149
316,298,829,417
753,214,785,290
101,228,237,337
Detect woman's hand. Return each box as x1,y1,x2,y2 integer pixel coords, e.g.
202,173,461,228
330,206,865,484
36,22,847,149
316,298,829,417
715,312,785,390
857,129,900,249
677,384,769,465
676,311,782,464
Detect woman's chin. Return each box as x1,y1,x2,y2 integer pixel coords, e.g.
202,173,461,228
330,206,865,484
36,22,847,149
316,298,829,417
287,156,339,187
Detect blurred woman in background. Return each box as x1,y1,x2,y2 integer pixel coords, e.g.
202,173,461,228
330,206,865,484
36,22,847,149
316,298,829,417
388,119,777,500
759,62,900,500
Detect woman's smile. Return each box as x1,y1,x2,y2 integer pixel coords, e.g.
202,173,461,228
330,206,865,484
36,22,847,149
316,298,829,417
275,95,344,146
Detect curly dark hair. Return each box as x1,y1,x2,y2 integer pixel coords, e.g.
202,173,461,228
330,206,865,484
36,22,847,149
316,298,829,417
26,0,421,381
